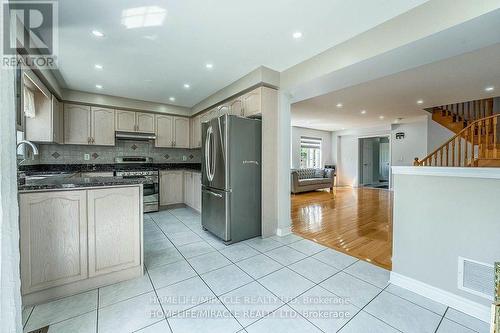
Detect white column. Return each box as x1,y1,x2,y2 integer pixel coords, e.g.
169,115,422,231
276,91,292,236
261,90,292,237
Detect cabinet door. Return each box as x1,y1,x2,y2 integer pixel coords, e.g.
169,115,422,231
242,88,261,117
160,171,184,205
19,191,88,294
192,115,202,148
116,110,136,132
52,96,64,144
91,107,115,146
64,104,91,144
87,187,141,277
155,115,173,148
229,98,243,116
193,172,202,212
184,172,194,208
174,117,190,148
137,112,155,133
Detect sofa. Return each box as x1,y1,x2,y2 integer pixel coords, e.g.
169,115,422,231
291,167,336,194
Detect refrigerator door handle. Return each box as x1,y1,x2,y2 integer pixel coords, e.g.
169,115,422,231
205,126,215,181
202,189,223,198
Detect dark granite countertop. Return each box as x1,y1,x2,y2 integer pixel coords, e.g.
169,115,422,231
18,163,201,175
18,175,152,192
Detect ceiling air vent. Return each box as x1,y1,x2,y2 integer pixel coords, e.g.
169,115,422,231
458,257,494,300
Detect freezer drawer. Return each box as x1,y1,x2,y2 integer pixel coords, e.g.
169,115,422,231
201,187,230,242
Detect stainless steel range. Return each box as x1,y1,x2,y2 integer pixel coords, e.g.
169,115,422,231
114,157,159,212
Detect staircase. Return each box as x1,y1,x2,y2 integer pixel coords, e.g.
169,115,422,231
414,98,500,167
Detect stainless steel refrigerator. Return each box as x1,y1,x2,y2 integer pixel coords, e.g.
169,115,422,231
201,114,262,244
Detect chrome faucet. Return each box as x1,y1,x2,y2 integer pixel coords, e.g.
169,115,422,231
16,140,39,165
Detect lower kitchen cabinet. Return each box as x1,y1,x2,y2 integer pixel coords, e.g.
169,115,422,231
87,187,141,277
19,185,143,304
184,171,201,212
193,172,202,212
19,190,88,294
184,171,194,208
160,170,184,205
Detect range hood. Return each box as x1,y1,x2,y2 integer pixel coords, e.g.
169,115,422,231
115,131,156,141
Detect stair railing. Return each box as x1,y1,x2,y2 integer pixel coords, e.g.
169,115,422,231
414,114,500,167
432,98,494,123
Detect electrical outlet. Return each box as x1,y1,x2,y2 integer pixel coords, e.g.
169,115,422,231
84,153,90,161
182,155,187,161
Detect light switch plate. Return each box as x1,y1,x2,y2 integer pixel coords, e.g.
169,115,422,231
84,153,90,160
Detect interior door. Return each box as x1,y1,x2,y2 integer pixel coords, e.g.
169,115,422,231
379,142,390,181
361,139,373,185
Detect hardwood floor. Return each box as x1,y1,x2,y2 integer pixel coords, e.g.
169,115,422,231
291,187,393,270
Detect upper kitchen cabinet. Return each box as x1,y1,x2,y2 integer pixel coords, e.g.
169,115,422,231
65,104,115,145
64,104,91,145
190,115,202,148
174,117,189,148
116,110,155,133
115,110,136,132
229,97,243,116
136,112,155,133
155,115,189,148
91,107,115,146
24,69,63,144
155,115,173,147
242,88,261,117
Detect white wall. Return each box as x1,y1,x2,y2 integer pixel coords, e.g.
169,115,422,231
334,126,390,187
291,127,332,169
391,118,428,167
427,116,455,153
392,168,500,321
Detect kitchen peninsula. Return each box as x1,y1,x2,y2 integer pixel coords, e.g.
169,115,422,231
18,173,146,306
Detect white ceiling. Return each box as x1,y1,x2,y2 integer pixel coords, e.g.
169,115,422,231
291,43,500,132
56,0,428,107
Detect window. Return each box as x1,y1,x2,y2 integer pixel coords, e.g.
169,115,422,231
300,137,322,168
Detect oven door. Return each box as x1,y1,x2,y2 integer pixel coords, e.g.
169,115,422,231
120,175,159,212
143,181,159,212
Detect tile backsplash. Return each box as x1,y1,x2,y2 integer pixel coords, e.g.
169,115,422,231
27,140,201,165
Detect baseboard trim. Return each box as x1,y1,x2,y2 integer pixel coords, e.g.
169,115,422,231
276,226,291,236
390,272,490,322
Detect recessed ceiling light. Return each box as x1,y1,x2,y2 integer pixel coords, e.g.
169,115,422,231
360,110,367,114
94,64,103,70
183,83,190,89
417,99,424,104
341,127,346,130
379,115,385,120
485,86,494,92
169,97,175,102
95,84,103,89
205,63,213,69
292,31,303,39
92,30,105,38
336,103,343,108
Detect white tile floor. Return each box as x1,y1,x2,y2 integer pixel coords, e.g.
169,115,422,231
23,208,490,333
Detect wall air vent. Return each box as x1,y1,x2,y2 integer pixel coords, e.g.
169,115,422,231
458,256,494,300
